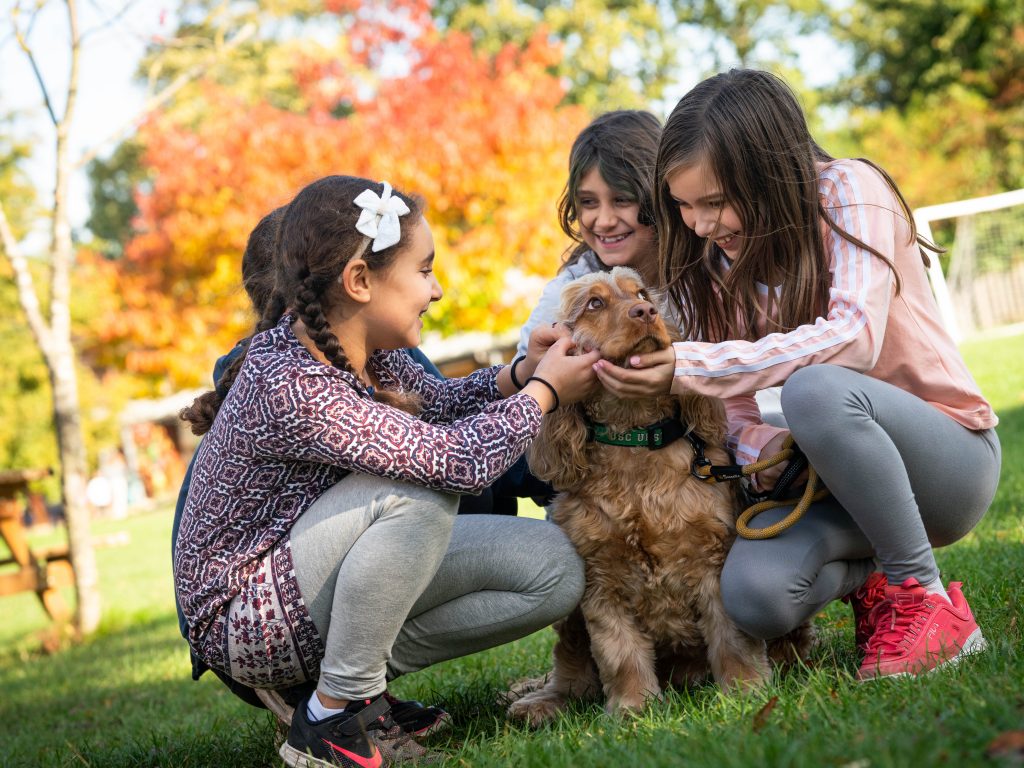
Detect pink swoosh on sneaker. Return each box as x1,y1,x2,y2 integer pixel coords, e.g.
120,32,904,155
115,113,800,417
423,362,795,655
322,738,382,768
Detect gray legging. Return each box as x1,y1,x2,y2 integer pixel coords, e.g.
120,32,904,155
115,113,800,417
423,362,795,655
721,364,1001,640
289,471,585,701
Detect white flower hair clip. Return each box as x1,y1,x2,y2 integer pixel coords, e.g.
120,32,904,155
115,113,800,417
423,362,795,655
353,180,411,252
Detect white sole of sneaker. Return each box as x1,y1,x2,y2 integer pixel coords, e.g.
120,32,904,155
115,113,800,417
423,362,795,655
960,627,988,656
859,628,988,682
278,742,333,768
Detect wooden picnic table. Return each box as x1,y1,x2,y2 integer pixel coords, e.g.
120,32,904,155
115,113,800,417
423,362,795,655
0,468,74,625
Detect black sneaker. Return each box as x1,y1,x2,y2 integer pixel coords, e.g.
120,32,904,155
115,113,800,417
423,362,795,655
381,692,451,738
279,693,431,768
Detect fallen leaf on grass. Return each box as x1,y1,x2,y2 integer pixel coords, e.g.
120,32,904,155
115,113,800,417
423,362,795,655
752,696,778,732
986,731,1024,763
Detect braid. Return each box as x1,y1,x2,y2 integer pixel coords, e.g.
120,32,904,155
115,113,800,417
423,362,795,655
292,268,422,415
294,268,360,378
258,292,288,334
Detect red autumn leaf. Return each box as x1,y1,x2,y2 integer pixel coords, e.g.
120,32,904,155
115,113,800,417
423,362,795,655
752,696,779,733
986,731,1024,760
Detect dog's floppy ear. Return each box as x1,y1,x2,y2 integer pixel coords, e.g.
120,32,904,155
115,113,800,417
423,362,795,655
527,403,591,492
678,392,726,447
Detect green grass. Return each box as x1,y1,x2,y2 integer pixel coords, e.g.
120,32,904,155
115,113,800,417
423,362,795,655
2,331,1022,767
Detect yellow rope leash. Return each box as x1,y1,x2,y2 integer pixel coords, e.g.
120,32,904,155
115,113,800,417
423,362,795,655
691,435,830,540
734,465,831,540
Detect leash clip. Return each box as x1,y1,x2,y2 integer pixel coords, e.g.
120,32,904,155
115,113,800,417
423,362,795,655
690,455,716,482
707,465,745,482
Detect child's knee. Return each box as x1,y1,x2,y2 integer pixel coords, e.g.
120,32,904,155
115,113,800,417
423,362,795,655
781,364,856,438
413,487,460,523
721,562,803,641
523,522,586,614
382,482,459,529
782,365,834,416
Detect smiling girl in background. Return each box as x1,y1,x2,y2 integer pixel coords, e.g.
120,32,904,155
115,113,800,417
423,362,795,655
516,110,662,355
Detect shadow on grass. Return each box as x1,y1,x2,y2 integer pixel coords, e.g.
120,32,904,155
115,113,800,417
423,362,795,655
0,611,278,768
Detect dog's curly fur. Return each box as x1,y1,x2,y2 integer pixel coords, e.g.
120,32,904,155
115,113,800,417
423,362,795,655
506,268,813,726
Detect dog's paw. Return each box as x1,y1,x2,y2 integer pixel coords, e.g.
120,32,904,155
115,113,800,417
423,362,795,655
604,688,660,716
506,691,568,728
502,675,550,704
717,660,773,693
767,621,818,666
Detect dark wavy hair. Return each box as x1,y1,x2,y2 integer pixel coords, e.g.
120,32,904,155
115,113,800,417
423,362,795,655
656,69,938,343
558,110,662,270
180,206,287,434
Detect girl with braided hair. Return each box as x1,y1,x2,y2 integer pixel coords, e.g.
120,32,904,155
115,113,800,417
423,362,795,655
174,205,450,732
174,175,598,767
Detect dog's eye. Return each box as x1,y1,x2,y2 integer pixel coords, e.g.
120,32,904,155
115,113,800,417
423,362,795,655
638,289,649,301
587,297,605,311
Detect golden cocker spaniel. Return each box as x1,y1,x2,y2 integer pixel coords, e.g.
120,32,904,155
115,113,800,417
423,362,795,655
507,267,812,725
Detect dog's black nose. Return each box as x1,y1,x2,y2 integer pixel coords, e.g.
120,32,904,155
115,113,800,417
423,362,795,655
629,302,658,321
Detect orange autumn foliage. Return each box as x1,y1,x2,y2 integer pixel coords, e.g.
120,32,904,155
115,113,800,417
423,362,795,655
100,25,587,390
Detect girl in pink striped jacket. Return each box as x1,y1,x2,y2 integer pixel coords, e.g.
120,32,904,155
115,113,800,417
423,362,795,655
596,69,1000,681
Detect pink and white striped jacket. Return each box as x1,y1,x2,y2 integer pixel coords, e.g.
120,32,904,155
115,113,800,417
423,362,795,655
669,159,997,465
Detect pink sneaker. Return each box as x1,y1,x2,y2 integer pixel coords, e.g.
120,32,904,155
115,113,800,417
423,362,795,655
857,578,987,680
842,571,888,653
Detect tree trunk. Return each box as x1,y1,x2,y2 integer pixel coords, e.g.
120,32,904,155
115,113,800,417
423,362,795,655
50,0,101,635
49,343,101,634
1,0,258,638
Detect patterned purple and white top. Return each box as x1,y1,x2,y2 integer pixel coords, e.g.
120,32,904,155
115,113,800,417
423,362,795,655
174,315,542,661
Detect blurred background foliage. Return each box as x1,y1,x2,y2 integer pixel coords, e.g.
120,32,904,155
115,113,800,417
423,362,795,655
1,0,1022,496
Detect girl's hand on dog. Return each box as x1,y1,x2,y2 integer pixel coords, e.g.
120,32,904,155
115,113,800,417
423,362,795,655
529,337,601,409
499,323,572,397
592,347,675,399
522,322,573,378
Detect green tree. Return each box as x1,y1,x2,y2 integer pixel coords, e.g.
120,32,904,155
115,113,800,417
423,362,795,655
437,0,828,110
0,121,55,487
828,0,1024,197
85,0,383,248
676,0,828,70
437,0,676,109
832,0,1024,109
1,0,259,636
0,115,36,240
135,0,326,117
85,140,148,259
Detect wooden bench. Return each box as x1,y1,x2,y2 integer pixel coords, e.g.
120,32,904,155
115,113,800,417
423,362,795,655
0,468,75,625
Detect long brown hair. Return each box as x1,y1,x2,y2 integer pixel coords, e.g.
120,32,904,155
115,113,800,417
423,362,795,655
558,110,662,270
656,69,938,343
181,206,287,435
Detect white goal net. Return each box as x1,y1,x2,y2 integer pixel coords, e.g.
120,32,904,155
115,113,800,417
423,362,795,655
916,188,1024,341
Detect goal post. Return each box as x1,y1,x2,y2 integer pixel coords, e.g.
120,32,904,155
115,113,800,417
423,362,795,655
914,188,1024,342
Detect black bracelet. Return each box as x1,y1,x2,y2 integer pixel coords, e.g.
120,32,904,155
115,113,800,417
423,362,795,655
509,356,527,390
525,375,560,412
